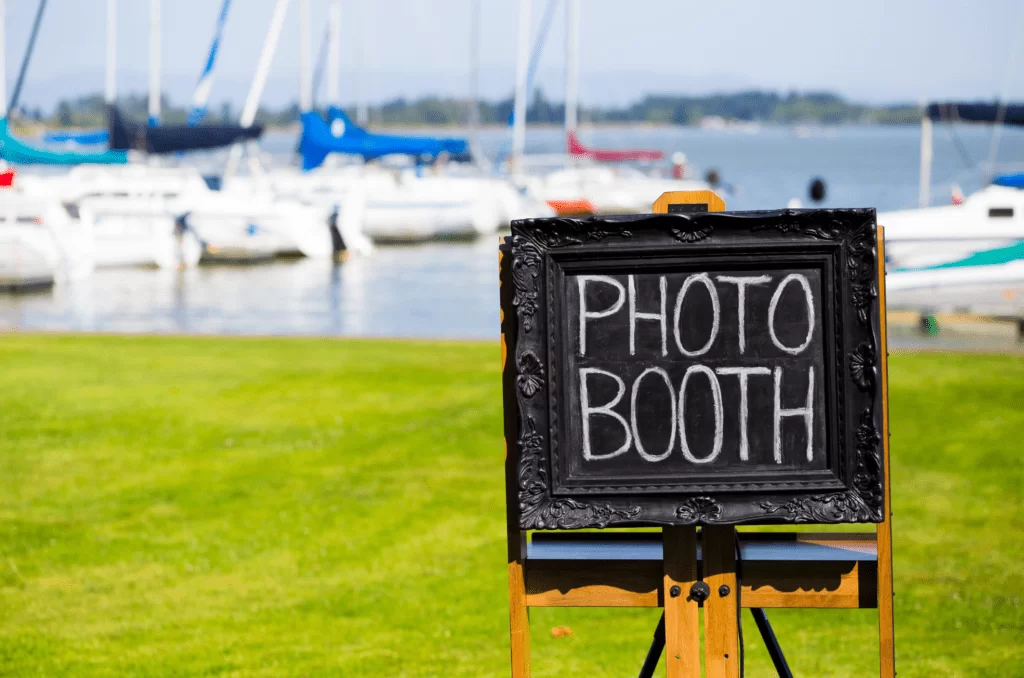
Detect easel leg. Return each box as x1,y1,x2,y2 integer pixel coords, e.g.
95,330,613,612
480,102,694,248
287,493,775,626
508,530,531,678
663,526,700,677
877,518,896,677
637,613,665,678
750,608,793,678
876,229,896,678
703,526,739,678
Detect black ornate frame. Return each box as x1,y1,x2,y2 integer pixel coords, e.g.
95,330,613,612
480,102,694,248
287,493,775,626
505,210,884,528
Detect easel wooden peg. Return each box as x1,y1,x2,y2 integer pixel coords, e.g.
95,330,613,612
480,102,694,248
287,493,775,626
653,190,726,214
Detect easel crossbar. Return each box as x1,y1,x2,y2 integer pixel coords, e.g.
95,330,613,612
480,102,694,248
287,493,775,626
523,532,877,610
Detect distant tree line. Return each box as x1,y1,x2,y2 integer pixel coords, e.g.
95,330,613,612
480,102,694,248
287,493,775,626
18,94,299,129
18,89,921,129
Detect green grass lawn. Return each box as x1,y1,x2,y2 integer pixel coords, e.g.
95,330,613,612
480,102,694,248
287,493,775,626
0,335,1021,676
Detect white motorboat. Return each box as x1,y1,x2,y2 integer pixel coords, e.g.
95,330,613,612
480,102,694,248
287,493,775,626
879,102,1024,272
880,180,1024,271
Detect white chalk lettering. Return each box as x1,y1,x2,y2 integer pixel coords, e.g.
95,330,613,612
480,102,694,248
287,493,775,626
716,275,772,354
580,367,633,460
773,366,815,463
630,367,677,462
678,364,723,464
578,275,626,356
628,275,668,356
716,366,771,461
768,274,815,355
672,273,720,357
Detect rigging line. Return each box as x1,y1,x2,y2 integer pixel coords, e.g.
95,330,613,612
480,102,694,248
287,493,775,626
985,3,1024,181
527,0,558,97
945,124,976,170
507,0,559,127
495,0,559,162
8,0,48,114
311,24,330,109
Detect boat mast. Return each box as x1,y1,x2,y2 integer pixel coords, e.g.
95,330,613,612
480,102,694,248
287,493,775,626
467,0,481,148
225,0,291,177
298,0,312,112
327,0,341,107
105,0,116,104
354,3,367,125
918,114,932,208
511,0,532,172
564,0,579,153
148,0,160,126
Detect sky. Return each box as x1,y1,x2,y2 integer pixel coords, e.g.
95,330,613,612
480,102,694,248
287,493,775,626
4,0,1023,113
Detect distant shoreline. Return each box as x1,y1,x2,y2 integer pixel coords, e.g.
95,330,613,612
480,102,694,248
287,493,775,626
18,119,921,136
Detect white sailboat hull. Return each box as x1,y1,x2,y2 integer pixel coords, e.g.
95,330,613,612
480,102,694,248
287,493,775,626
522,165,709,214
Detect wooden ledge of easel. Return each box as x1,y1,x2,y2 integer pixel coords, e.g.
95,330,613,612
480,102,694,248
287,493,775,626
523,531,878,610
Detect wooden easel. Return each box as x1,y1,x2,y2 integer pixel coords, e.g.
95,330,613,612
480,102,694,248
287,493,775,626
500,191,895,677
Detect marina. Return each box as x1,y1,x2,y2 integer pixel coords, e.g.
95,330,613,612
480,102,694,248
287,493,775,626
4,125,1024,346
2,0,1024,343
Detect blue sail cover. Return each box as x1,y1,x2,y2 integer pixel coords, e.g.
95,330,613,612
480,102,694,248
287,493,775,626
298,107,469,170
0,118,126,165
994,174,1024,188
43,129,110,145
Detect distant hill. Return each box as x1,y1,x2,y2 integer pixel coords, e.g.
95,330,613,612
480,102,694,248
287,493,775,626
18,89,922,129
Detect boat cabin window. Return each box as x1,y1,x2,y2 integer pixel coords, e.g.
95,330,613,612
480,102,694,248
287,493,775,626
989,207,1014,218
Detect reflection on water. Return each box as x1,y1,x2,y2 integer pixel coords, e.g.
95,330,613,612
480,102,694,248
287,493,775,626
3,237,1024,353
0,238,501,339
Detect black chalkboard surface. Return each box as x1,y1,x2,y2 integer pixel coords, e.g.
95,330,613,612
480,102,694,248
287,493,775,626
505,210,884,528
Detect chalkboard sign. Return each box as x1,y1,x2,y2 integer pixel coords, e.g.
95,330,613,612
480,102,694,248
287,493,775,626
505,210,884,528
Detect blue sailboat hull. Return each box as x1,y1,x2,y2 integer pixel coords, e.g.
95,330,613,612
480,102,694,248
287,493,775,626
43,129,110,145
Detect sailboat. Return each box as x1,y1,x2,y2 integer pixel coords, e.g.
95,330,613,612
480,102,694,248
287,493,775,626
81,0,338,264
105,0,265,156
873,101,1024,323
0,0,125,166
232,0,550,245
44,0,259,155
508,0,706,216
881,102,1024,271
0,0,126,287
